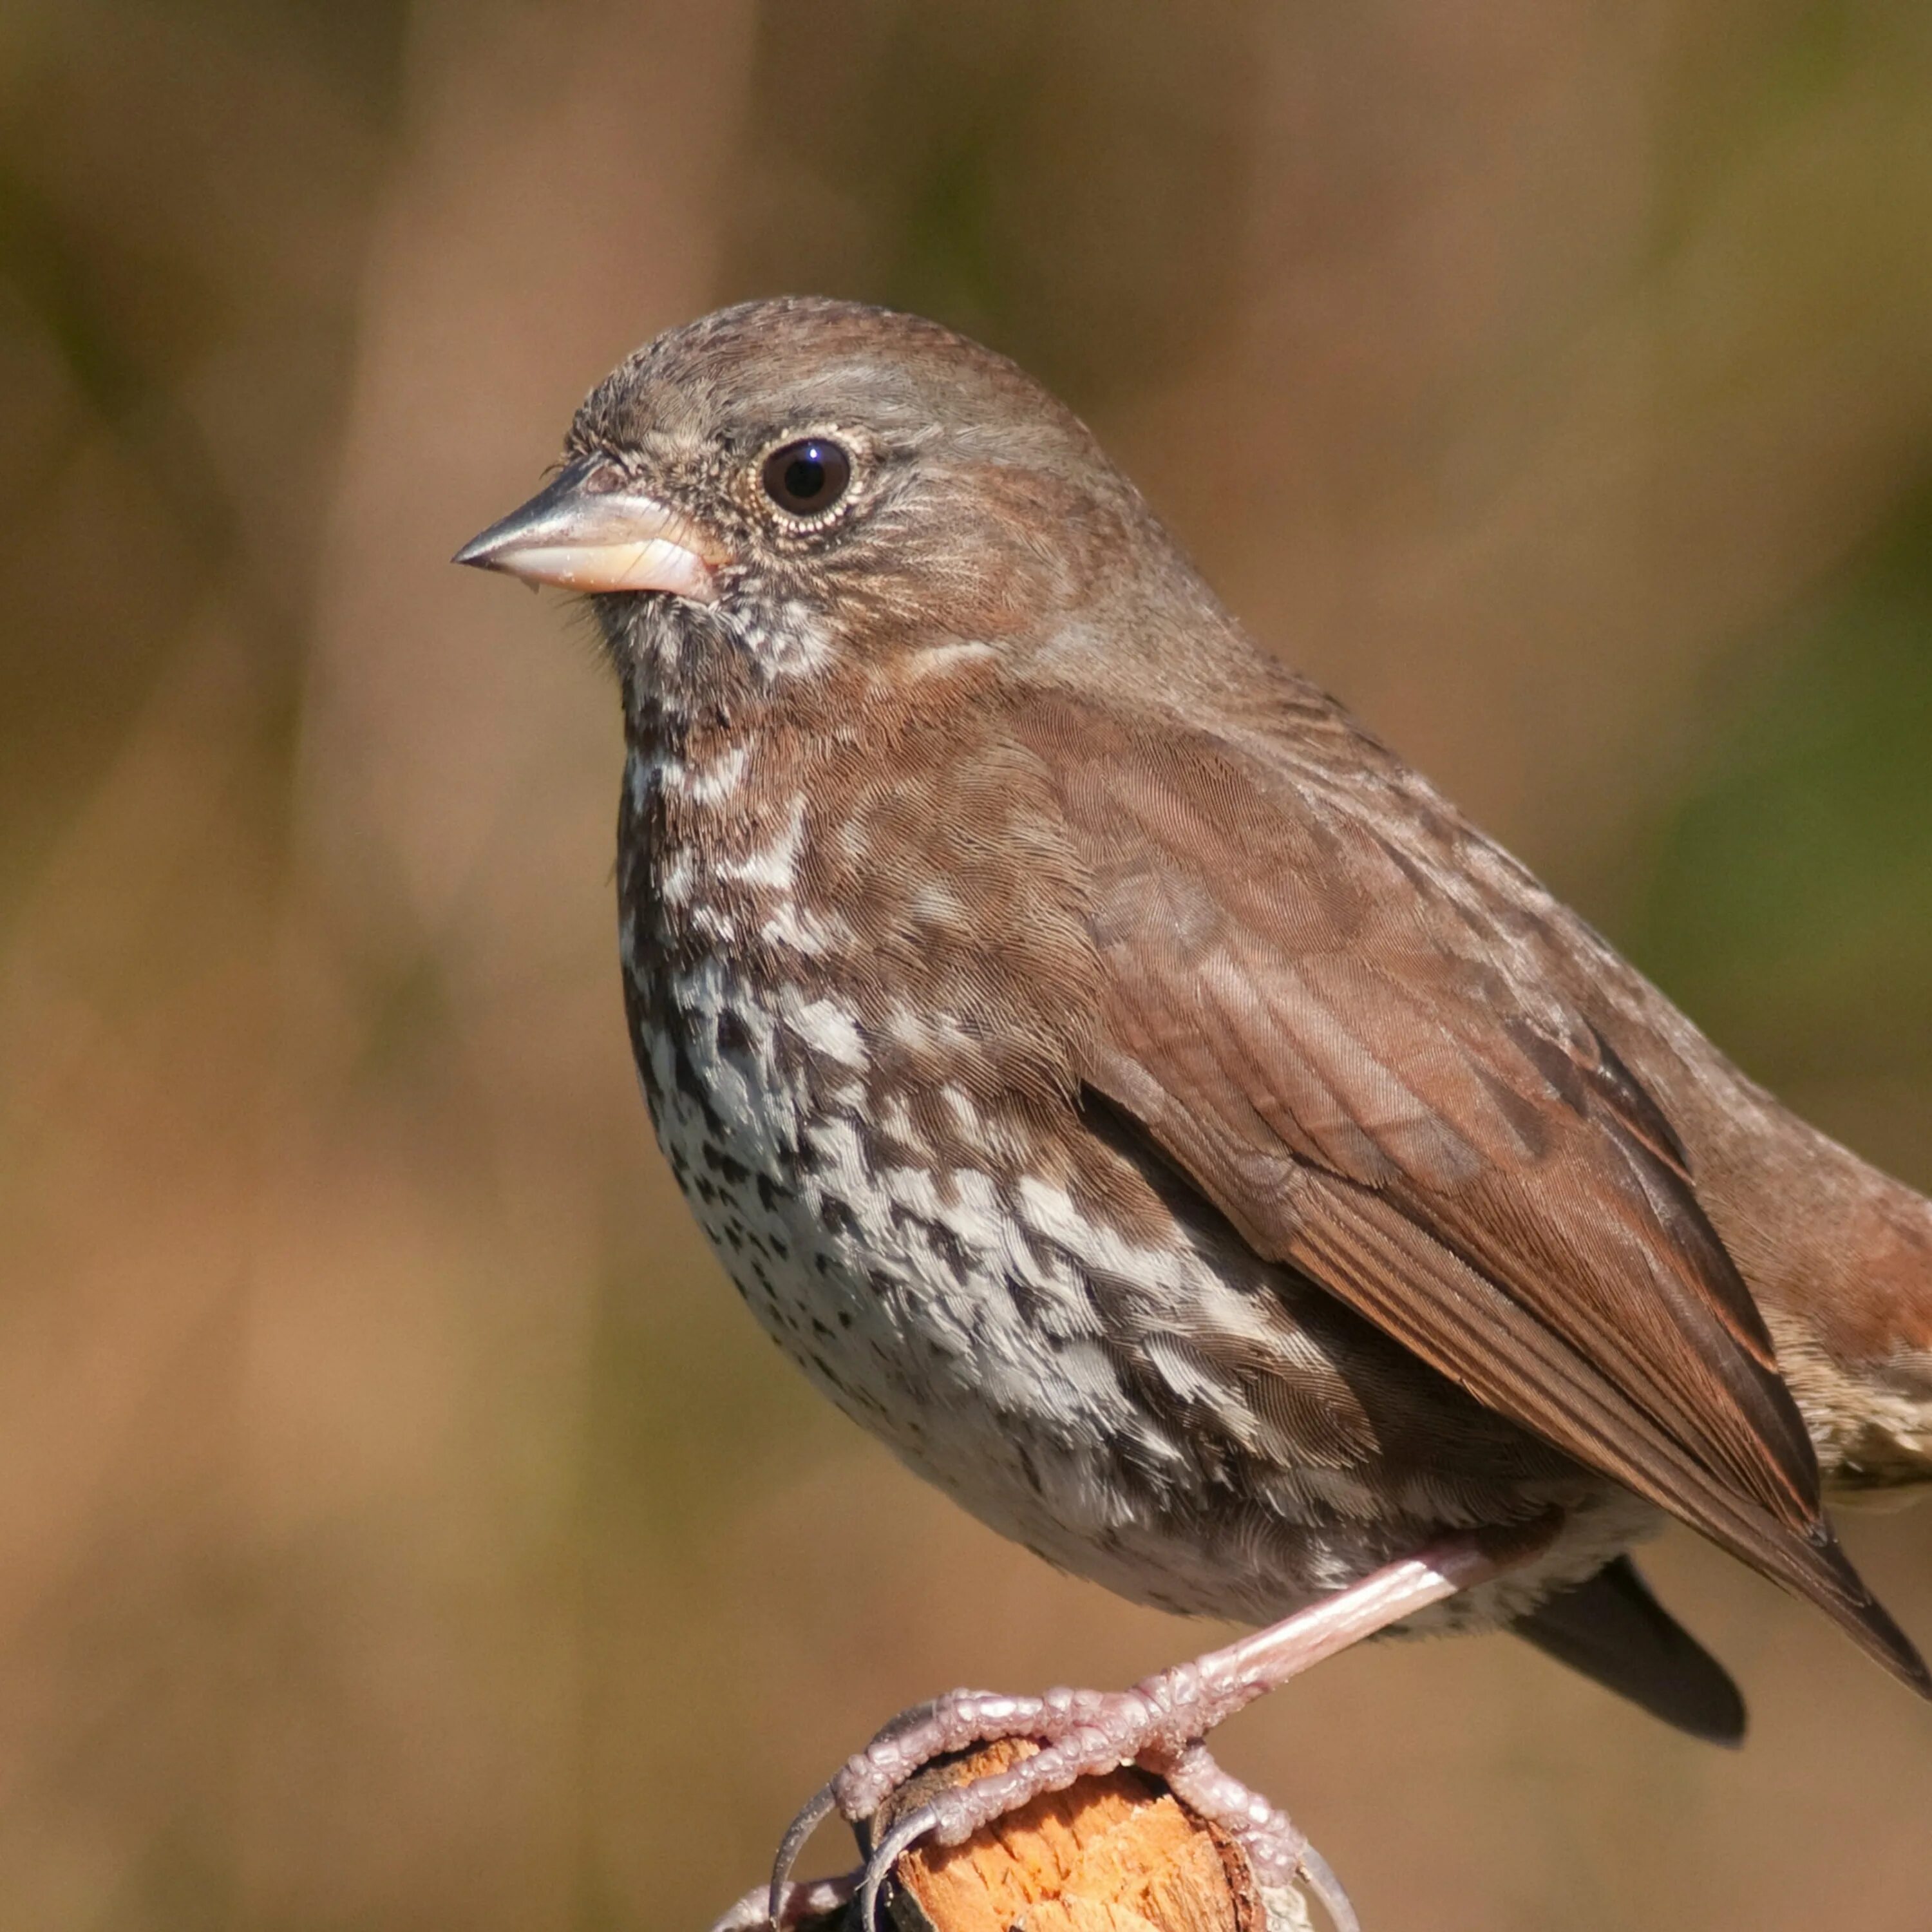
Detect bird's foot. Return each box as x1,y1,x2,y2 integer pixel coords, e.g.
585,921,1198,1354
812,1687,1353,1931
759,1533,1538,1931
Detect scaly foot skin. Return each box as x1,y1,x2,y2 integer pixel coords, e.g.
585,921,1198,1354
1160,1740,1359,1932
757,1535,1520,1932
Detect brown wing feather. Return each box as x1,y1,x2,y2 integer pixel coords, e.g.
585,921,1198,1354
1016,692,1927,1692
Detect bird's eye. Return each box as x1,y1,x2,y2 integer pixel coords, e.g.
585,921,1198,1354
761,439,852,518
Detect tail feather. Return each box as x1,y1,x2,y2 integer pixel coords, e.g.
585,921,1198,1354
1513,1557,1745,1745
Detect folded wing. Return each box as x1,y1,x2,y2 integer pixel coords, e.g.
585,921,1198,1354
1016,692,1927,1692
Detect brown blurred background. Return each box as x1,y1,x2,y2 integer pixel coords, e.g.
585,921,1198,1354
3,1,1930,1926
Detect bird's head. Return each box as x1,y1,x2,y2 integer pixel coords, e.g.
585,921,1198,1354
456,298,1215,699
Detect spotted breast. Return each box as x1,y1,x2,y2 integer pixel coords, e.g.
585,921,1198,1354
614,658,1639,1633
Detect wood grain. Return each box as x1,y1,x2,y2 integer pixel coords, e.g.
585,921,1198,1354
871,1741,1312,1932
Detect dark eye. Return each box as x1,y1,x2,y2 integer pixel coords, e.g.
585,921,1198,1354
761,438,851,517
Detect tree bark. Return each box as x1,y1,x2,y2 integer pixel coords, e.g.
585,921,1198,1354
790,1741,1316,1932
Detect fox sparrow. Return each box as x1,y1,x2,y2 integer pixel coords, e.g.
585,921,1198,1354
457,298,1932,1929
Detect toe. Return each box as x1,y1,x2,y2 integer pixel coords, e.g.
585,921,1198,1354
831,1689,1050,1820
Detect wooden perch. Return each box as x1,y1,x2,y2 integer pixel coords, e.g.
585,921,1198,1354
780,1740,1316,1932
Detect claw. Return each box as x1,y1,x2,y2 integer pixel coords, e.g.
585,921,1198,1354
768,1781,838,1923
1296,1844,1363,1932
856,1801,944,1932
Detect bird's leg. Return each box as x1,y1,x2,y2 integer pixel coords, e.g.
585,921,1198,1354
771,1524,1554,1932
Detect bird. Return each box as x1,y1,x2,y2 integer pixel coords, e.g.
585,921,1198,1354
456,296,1932,1929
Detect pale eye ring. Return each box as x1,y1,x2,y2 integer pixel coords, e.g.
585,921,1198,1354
761,438,852,517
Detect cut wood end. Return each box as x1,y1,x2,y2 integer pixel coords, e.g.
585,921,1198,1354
869,1741,1316,1932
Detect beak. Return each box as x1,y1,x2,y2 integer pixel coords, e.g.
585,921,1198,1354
453,457,726,603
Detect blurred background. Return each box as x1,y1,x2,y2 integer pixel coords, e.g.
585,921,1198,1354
2,1,1929,1927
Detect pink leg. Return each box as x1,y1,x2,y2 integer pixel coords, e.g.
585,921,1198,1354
769,1528,1545,1932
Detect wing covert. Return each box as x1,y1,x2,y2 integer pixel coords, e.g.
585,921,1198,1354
1014,692,1925,1688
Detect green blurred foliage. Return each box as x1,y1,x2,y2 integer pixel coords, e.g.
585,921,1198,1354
1631,490,1932,1177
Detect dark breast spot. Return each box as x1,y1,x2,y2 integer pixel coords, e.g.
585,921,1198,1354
703,1144,752,1188
928,1221,972,1287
